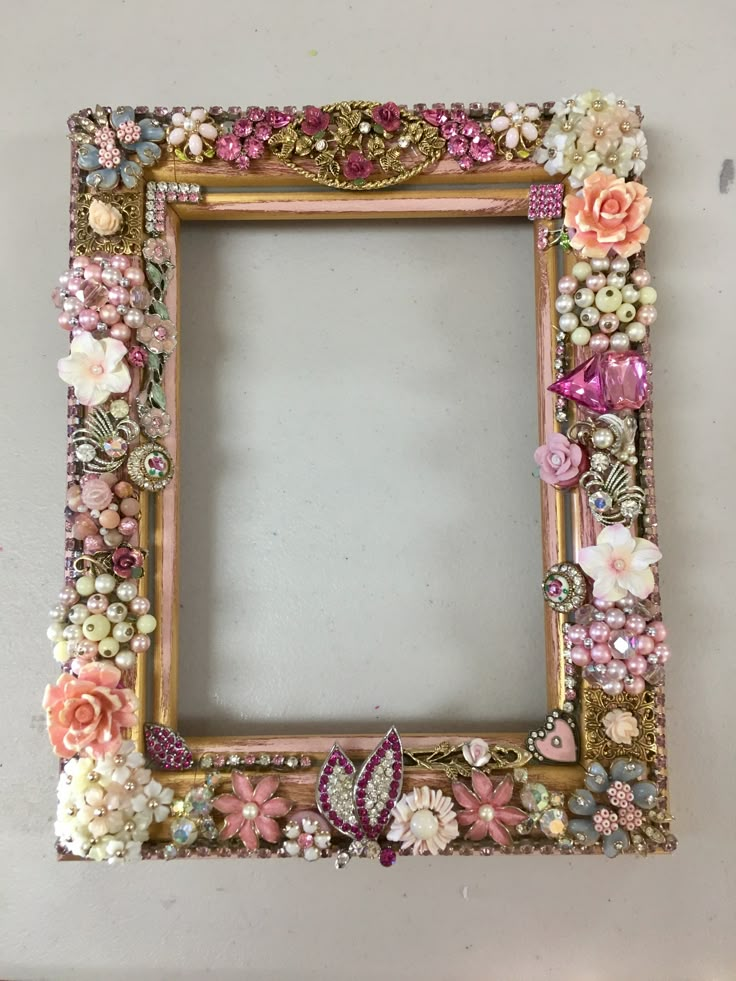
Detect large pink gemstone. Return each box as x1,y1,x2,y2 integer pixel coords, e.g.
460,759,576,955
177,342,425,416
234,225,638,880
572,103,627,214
548,352,648,413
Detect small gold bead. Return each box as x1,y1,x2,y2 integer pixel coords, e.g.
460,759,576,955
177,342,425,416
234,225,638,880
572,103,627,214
592,99,604,111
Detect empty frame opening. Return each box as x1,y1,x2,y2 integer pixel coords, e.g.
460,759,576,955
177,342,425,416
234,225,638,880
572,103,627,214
177,218,546,734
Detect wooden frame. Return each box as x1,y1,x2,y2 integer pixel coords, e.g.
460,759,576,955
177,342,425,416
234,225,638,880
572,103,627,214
47,96,674,865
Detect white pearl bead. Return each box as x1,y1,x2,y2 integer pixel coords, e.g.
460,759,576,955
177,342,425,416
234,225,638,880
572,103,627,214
638,286,657,305
95,574,117,595
609,332,631,351
47,623,65,643
610,255,630,274
409,808,439,841
590,256,610,272
478,804,496,823
558,312,579,333
592,428,614,448
571,261,592,281
116,581,138,603
616,303,636,323
571,326,592,346
606,272,626,289
112,622,135,643
114,649,136,670
63,624,83,641
75,575,96,597
580,306,600,327
105,602,128,623
68,603,89,625
626,322,647,343
595,287,622,313
622,284,640,304
555,294,575,314
242,803,259,821
573,288,594,308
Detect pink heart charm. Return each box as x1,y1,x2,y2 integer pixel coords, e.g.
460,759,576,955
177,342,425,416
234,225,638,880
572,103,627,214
144,723,194,770
527,713,577,763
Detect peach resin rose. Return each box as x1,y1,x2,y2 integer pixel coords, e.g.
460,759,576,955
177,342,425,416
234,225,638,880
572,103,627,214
43,661,138,759
564,172,651,258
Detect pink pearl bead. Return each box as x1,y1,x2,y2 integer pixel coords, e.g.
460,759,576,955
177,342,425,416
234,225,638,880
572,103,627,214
125,267,145,286
588,621,610,643
605,608,626,629
124,308,145,330
67,277,84,293
77,639,98,658
602,679,623,696
594,598,614,611
84,263,102,281
649,621,667,642
624,676,645,695
558,275,577,295
130,596,151,616
99,509,120,529
99,304,121,325
625,614,647,635
567,625,587,645
586,273,607,292
73,255,90,269
111,255,129,271
100,472,118,487
626,654,648,676
606,660,627,680
78,309,100,331
630,268,651,288
101,267,122,287
58,312,72,330
599,313,619,334
131,633,151,653
654,643,670,664
636,634,655,655
84,534,105,552
120,498,140,517
119,517,138,537
636,304,657,326
591,643,612,664
589,333,609,353
110,323,132,342
107,286,130,307
570,645,590,666
86,593,109,614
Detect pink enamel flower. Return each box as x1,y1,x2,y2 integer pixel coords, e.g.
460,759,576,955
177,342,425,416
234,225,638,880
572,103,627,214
372,101,402,132
43,662,138,760
579,523,662,601
452,772,526,845
564,172,652,259
58,333,131,407
534,432,586,488
301,106,331,136
138,314,177,355
213,774,292,850
342,151,374,181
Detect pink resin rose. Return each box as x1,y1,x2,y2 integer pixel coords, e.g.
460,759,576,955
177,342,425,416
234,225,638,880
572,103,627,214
534,432,586,488
564,172,652,259
43,662,138,759
301,106,331,136
372,101,402,132
80,475,114,511
342,151,374,181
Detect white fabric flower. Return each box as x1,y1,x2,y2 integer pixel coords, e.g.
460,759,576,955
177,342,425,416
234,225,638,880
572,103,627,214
57,333,131,407
579,523,662,601
132,778,174,824
57,755,98,801
573,89,618,114
622,130,648,177
95,740,150,787
387,786,459,856
76,784,126,838
535,132,577,176
167,108,218,158
569,150,602,188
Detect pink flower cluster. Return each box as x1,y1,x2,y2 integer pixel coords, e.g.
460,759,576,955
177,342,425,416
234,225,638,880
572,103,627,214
566,596,669,696
423,106,495,171
215,107,292,171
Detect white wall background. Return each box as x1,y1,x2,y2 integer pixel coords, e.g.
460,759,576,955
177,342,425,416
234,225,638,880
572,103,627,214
1,1,734,978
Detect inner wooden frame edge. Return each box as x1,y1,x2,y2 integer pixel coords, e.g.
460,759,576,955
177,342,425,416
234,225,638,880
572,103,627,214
146,182,570,761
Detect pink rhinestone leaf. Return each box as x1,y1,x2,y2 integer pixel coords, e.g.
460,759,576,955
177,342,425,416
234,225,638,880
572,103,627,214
316,743,360,838
144,723,194,770
353,727,404,840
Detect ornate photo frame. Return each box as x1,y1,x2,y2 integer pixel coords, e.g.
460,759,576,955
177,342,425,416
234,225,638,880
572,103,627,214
46,92,674,865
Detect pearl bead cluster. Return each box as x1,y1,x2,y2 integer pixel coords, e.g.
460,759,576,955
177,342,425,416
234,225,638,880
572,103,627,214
48,573,156,674
53,253,151,344
565,595,669,696
67,472,141,552
555,256,656,351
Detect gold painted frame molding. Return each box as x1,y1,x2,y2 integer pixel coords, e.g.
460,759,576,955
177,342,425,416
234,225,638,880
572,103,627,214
46,95,674,865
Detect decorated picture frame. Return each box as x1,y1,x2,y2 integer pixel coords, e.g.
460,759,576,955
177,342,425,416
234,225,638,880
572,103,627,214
46,92,675,866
